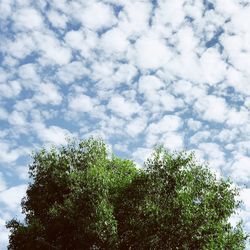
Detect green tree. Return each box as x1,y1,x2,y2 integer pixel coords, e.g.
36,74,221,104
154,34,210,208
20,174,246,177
116,147,248,249
7,139,248,249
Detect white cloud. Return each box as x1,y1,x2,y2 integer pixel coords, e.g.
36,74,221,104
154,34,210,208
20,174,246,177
0,184,27,211
194,95,229,123
18,63,40,86
34,83,62,105
47,10,68,29
187,118,202,131
134,36,171,70
215,0,240,17
216,128,238,143
126,116,147,137
162,132,184,151
8,111,26,126
190,131,211,145
91,61,115,82
198,143,225,172
132,147,152,167
159,92,184,111
57,61,90,84
108,95,140,118
101,28,128,54
13,8,43,31
154,1,185,29
80,2,116,31
34,32,71,65
240,188,250,211
0,142,24,163
226,108,249,126
147,115,182,134
69,94,95,113
200,48,227,84
110,63,137,87
64,29,98,58
0,81,22,99
0,0,12,19
138,75,164,98
119,1,151,36
33,122,72,145
230,156,250,183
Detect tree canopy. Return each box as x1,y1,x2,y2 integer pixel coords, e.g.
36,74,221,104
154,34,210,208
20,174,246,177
7,138,248,249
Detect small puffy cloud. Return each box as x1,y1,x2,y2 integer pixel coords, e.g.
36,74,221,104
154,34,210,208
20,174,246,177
0,142,24,163
134,36,171,70
80,2,116,31
13,8,43,31
3,34,36,59
147,115,182,134
216,128,238,143
240,188,250,210
101,28,128,54
138,75,164,97
162,132,184,151
91,61,115,82
194,95,229,123
215,0,240,16
18,63,40,84
0,81,22,99
172,80,193,96
64,29,98,58
33,122,72,145
190,131,211,145
34,83,62,105
108,95,141,118
200,48,227,84
187,118,202,131
146,115,184,151
138,75,183,111
226,108,249,126
35,33,71,65
0,220,9,250
69,94,95,113
132,147,153,167
0,0,12,19
198,143,225,173
47,10,68,29
8,111,26,126
230,156,250,183
0,184,27,211
154,1,185,29
159,92,184,112
110,63,137,87
126,116,147,137
57,61,90,85
118,1,151,36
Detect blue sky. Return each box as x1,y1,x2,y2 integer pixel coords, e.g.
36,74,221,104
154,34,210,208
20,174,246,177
1,0,250,248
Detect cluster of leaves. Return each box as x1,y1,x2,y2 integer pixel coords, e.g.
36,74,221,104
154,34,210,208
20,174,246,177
7,139,248,249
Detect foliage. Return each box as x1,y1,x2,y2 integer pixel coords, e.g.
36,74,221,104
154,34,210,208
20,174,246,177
7,139,248,249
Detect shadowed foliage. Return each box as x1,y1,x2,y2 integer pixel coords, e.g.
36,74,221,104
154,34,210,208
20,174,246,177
7,139,248,249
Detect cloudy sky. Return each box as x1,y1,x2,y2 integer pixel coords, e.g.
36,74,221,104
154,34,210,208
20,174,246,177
1,0,250,248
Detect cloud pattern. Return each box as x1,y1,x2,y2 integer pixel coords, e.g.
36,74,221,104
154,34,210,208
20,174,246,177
1,0,250,248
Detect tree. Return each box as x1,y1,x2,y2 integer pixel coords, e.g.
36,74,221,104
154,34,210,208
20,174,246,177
7,139,248,249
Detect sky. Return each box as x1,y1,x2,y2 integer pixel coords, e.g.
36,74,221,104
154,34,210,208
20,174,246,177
1,0,250,248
